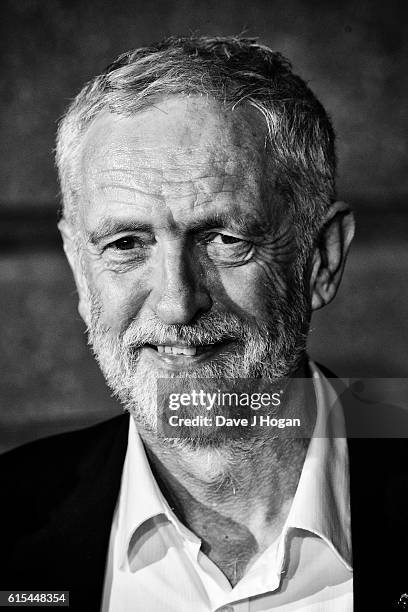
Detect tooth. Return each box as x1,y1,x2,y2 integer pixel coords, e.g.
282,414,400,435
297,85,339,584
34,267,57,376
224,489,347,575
183,347,197,356
158,345,198,356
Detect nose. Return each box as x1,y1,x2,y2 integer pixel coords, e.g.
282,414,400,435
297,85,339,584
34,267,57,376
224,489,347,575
151,240,212,325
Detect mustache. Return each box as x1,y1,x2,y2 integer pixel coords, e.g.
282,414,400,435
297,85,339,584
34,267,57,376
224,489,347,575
119,312,258,349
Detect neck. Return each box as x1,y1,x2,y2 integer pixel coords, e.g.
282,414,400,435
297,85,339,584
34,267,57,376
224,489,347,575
136,360,316,585
143,434,309,537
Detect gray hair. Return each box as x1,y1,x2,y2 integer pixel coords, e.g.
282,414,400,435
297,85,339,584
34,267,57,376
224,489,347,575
56,36,336,258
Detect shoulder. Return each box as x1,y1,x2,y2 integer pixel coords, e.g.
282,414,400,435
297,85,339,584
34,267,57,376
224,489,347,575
0,414,129,499
1,413,128,461
314,361,408,439
0,415,130,599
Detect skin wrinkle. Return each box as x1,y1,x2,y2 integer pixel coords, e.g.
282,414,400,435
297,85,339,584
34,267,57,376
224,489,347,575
96,175,237,203
96,156,242,182
97,183,239,201
246,223,299,305
80,104,263,216
89,163,250,212
83,178,258,226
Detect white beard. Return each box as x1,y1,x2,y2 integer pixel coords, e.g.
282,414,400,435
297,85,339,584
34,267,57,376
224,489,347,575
87,295,309,443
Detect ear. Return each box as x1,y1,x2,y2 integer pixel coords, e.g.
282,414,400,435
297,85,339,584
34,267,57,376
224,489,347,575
58,218,91,326
310,201,355,311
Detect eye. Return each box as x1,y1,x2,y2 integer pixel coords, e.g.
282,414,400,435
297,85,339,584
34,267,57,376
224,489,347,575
203,232,253,266
206,233,246,245
108,236,139,250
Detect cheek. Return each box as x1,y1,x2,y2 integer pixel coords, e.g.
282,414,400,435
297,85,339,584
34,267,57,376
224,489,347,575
86,264,150,334
215,263,290,321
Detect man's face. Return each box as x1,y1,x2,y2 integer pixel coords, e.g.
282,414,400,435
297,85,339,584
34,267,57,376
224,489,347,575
72,97,310,435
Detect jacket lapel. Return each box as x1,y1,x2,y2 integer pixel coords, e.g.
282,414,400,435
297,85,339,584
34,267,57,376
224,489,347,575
5,415,129,612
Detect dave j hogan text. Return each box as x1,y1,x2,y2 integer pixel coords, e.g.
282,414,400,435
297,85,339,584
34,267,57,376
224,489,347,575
167,415,301,428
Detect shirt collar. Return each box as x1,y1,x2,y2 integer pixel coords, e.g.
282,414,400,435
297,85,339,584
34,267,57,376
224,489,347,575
276,361,352,571
117,416,200,567
117,361,352,572
117,420,168,567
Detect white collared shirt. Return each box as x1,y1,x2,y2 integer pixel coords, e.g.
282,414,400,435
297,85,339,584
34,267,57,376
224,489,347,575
102,363,353,611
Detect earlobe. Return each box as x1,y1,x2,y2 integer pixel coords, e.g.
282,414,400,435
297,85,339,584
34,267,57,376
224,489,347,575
310,202,355,311
58,219,91,327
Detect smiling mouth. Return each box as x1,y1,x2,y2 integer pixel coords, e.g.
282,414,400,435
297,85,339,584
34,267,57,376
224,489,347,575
140,341,236,368
144,343,224,356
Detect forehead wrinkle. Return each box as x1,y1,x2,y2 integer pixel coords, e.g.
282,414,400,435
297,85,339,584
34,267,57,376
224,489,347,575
93,178,243,208
90,146,247,179
94,168,241,188
81,98,268,175
87,152,245,201
79,100,276,231
90,158,247,206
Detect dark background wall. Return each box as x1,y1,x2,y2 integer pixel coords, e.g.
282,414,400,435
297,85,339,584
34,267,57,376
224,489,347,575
1,0,407,452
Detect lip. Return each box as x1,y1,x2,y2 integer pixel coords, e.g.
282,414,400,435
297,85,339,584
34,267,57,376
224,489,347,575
140,341,236,371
